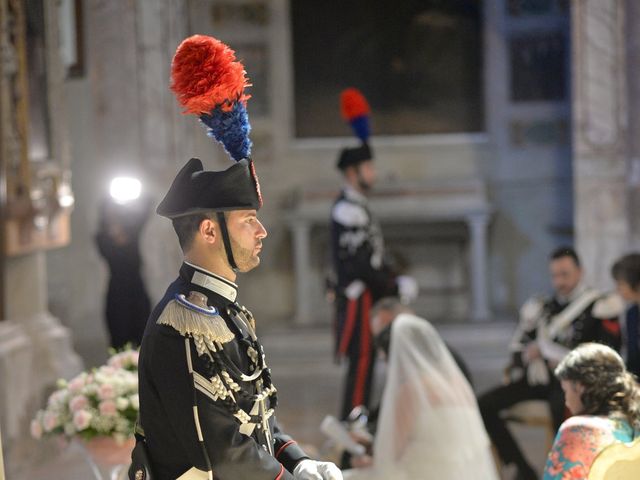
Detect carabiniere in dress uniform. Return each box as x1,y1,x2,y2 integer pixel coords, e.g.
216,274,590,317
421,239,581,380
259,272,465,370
131,35,342,480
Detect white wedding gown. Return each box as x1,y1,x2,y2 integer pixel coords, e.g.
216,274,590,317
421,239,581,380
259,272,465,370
343,314,499,480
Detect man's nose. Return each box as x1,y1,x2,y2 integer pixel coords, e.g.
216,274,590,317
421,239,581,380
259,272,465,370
256,219,267,239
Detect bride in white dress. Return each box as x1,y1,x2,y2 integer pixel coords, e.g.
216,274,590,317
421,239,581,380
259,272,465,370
343,313,499,480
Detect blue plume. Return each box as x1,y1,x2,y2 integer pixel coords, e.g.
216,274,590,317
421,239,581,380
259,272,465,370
199,102,252,161
350,115,370,142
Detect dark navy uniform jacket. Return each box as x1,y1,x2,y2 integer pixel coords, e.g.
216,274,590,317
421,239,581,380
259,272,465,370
510,289,622,373
330,186,397,300
139,262,307,480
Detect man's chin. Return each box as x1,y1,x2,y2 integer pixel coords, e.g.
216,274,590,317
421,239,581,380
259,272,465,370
237,256,260,273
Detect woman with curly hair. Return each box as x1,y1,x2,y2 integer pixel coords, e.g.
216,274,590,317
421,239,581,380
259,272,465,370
543,343,640,479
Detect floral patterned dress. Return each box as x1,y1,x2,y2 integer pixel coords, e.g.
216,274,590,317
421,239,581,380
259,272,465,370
543,415,637,479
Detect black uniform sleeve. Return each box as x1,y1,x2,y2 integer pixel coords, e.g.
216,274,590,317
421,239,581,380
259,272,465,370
581,311,622,352
148,328,295,480
272,421,308,472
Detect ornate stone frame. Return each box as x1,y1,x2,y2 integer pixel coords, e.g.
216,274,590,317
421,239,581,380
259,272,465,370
0,0,74,258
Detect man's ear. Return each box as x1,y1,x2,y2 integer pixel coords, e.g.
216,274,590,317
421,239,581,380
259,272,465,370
199,218,217,245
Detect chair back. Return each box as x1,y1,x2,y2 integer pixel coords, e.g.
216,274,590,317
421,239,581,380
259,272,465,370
588,437,640,480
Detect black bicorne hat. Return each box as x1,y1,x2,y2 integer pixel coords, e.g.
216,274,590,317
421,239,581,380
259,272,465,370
156,158,262,218
336,143,373,171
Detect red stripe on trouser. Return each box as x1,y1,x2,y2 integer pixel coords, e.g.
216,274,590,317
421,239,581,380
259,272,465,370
352,290,372,407
274,464,285,480
338,298,358,356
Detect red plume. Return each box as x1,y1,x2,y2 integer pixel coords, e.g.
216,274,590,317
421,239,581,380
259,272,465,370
170,35,250,114
340,88,370,121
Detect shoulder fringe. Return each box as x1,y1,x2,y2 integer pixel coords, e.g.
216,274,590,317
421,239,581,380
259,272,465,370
157,299,235,344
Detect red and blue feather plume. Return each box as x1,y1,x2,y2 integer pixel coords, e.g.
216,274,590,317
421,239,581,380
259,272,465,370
170,35,252,161
340,88,371,143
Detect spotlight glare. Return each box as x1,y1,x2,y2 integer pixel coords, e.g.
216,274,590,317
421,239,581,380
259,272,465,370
110,177,142,204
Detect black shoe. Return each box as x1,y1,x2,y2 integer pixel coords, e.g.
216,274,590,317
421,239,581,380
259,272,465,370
514,464,538,480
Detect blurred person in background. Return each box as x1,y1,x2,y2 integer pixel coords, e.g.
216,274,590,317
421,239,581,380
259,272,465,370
343,304,498,480
331,88,417,420
611,253,640,377
543,343,640,479
478,246,622,480
95,178,151,349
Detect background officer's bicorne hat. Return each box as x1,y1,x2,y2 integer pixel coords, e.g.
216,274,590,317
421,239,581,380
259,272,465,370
337,88,374,171
337,144,373,171
157,35,262,219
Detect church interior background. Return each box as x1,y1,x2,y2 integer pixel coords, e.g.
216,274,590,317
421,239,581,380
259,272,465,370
1,0,638,478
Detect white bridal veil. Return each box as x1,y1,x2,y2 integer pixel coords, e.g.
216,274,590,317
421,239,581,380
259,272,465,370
344,313,499,480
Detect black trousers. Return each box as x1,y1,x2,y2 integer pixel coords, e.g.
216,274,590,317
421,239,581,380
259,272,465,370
478,377,565,468
336,291,375,420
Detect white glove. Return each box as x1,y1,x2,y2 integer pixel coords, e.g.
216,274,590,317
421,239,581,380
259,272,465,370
293,459,343,480
396,275,419,304
526,358,550,386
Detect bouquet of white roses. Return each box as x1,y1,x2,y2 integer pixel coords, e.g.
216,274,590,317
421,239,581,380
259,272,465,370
31,347,139,443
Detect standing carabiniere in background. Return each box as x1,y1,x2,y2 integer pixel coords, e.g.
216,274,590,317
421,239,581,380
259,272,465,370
330,88,417,420
134,35,342,480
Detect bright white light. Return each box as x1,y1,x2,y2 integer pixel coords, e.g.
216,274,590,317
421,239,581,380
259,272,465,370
59,194,75,208
110,177,142,204
58,183,75,208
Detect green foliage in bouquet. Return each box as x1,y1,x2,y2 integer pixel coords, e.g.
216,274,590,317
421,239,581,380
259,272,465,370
31,346,139,443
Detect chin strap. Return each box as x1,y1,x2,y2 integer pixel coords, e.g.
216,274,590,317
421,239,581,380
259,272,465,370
216,211,239,272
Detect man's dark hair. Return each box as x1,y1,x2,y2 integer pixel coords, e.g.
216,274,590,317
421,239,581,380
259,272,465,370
550,246,581,267
171,212,217,252
611,253,640,291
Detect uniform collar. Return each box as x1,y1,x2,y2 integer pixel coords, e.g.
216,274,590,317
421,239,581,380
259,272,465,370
181,261,238,303
343,184,368,205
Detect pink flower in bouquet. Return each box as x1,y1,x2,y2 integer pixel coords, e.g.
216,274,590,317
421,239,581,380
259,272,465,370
99,400,118,416
47,389,67,407
68,375,86,394
109,356,124,369
73,410,93,431
43,412,60,432
69,395,89,412
98,383,115,400
30,419,43,439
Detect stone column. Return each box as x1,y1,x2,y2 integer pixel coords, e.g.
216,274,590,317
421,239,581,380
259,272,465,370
467,213,491,321
572,0,630,289
0,0,82,447
291,221,312,325
625,0,640,248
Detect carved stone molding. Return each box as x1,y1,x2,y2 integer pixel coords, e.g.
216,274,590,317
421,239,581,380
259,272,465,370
0,0,73,256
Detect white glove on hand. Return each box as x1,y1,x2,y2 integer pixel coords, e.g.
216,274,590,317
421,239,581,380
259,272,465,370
396,275,419,304
526,357,550,386
293,459,343,480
